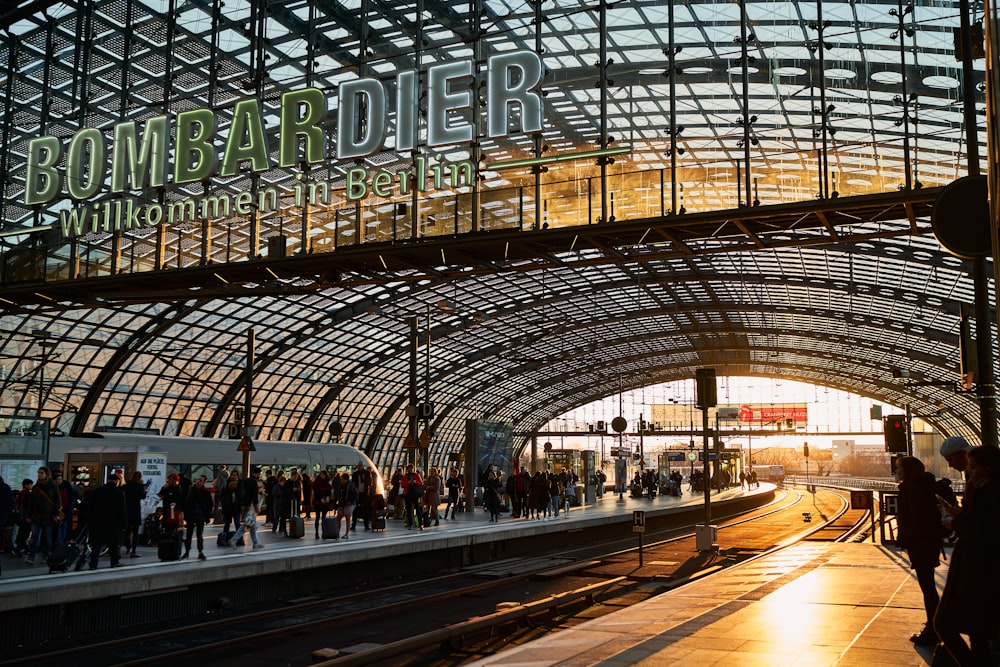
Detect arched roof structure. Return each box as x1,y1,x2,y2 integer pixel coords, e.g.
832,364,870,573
0,0,994,472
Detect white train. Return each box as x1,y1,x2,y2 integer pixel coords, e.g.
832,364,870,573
48,432,383,495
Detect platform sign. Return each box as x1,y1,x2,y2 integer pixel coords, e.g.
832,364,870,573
850,489,873,510
633,510,646,533
236,435,256,452
881,493,898,516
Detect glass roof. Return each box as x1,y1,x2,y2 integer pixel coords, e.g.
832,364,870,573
0,0,994,472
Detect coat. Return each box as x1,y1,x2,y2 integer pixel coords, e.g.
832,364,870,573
936,478,1000,636
896,471,943,570
423,473,441,508
183,484,213,524
123,480,147,527
28,479,60,525
87,482,127,547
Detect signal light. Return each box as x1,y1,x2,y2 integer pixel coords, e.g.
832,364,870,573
884,415,907,453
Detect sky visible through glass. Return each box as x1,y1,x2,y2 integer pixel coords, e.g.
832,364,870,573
544,377,894,452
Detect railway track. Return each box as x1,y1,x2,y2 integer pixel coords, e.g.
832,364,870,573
2,485,870,667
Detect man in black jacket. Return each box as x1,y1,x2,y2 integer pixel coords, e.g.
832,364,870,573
182,475,213,560
87,473,127,570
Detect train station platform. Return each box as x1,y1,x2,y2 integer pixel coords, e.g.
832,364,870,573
0,483,773,649
469,540,944,667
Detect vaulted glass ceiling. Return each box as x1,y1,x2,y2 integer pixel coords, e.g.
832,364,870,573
0,0,993,472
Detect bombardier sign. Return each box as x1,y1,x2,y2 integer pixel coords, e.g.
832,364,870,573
23,51,544,240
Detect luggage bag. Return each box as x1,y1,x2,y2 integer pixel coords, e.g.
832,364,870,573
158,534,182,561
371,513,387,532
47,541,82,573
287,500,305,539
216,530,233,547
321,516,339,540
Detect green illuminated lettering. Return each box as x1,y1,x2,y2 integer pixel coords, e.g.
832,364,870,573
279,88,326,168
175,108,218,184
346,166,368,200
371,171,393,198
201,193,231,219
25,136,62,205
66,128,106,200
111,116,168,193
221,99,270,177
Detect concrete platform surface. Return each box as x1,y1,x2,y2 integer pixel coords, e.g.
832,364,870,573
470,541,943,667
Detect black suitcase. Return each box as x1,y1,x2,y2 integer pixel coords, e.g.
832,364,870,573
158,535,182,561
371,513,386,532
48,541,82,573
288,515,305,538
321,516,339,540
216,530,233,547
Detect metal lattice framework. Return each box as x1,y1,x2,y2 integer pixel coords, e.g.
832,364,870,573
0,0,994,472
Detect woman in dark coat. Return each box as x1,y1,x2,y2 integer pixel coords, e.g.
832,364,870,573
122,471,147,557
528,471,549,520
935,445,1000,665
87,473,127,569
483,470,501,522
894,456,943,645
311,470,333,539
219,470,241,535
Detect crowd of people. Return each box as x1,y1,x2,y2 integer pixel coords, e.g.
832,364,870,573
2,458,759,574
893,436,1000,665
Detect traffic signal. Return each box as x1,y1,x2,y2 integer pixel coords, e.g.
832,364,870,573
884,415,908,453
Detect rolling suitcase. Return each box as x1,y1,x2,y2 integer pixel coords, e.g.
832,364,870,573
158,534,182,561
321,516,339,540
371,512,386,532
287,499,305,539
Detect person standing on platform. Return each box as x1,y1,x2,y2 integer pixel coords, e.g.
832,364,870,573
287,468,303,517
423,467,442,526
894,456,945,647
263,469,278,527
934,445,1000,666
218,469,241,537
0,476,13,553
443,467,461,520
87,472,127,570
400,464,424,530
940,436,976,491
301,472,313,520
12,479,32,558
273,472,290,535
52,470,77,544
212,464,227,523
547,471,562,520
231,466,264,551
158,472,186,543
389,467,405,520
529,471,548,520
25,467,59,566
484,470,501,522
351,463,373,532
182,475,212,560
334,472,358,540
123,471,147,558
311,469,333,539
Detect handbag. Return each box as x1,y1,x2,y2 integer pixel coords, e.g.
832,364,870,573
54,507,65,522
243,508,256,527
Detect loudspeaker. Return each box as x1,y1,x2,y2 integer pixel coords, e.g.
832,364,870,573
695,368,717,409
